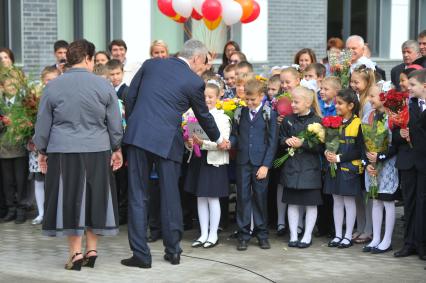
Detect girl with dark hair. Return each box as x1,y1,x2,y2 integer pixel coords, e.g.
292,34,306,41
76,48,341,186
324,88,363,249
0,47,15,68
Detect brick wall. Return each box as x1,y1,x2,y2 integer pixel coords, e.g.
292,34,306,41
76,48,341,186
267,0,328,67
22,0,57,77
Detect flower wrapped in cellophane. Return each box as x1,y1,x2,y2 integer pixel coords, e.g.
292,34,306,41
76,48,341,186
274,122,325,168
216,98,246,120
322,116,344,178
328,49,352,88
361,117,389,199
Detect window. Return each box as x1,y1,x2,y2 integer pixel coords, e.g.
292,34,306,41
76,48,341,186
57,0,122,52
0,0,22,63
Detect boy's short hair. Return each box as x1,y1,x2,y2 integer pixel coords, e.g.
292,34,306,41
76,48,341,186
236,61,253,72
305,63,326,78
268,74,281,85
223,64,237,73
106,59,124,71
108,39,127,52
236,72,255,84
93,64,109,76
201,70,217,81
41,66,60,80
322,76,342,91
408,69,426,83
54,40,69,52
418,29,426,39
245,79,265,96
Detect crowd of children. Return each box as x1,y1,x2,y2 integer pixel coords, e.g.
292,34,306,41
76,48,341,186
1,32,426,265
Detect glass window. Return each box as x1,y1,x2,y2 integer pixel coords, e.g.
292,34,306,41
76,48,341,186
83,0,106,50
57,0,74,42
151,5,184,55
0,0,6,47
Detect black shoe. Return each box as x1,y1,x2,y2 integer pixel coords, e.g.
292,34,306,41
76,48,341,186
297,241,312,249
204,240,219,249
337,238,353,249
258,239,270,249
328,237,342,248
394,246,417,257
276,226,287,237
148,235,161,243
65,253,83,271
288,241,299,248
237,240,248,251
229,230,239,239
371,246,393,254
2,210,16,222
164,253,180,265
82,250,97,268
14,213,26,224
121,256,151,268
362,246,373,253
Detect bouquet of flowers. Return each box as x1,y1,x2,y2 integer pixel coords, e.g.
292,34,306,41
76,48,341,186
273,122,325,168
322,116,344,178
182,111,202,159
0,66,41,146
379,89,411,147
328,49,352,88
272,92,292,117
361,117,389,199
216,98,246,120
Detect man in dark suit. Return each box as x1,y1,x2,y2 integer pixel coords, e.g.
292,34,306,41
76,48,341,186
121,40,228,268
390,40,421,91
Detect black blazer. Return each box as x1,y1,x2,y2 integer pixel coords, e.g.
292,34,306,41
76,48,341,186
116,83,129,103
123,57,220,162
390,63,405,91
408,97,426,172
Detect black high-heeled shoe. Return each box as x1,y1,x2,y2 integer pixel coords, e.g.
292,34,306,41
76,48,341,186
82,250,98,268
65,253,83,271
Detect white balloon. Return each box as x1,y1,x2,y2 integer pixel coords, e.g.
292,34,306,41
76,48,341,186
221,0,243,25
173,0,193,18
192,0,205,15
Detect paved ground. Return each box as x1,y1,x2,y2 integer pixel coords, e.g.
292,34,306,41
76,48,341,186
0,208,425,283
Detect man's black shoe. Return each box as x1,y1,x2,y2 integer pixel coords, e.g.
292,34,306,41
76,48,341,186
164,253,180,265
121,256,151,268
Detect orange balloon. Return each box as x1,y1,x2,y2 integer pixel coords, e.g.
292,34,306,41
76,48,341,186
235,0,254,21
204,17,222,30
170,13,188,23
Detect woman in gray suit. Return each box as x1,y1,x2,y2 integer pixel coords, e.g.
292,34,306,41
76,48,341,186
34,39,123,271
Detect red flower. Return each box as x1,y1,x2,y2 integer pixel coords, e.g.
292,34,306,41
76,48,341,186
273,96,292,117
322,116,343,129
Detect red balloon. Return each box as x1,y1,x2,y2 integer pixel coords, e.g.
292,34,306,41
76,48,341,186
202,0,222,22
158,0,176,17
241,0,260,23
191,9,203,20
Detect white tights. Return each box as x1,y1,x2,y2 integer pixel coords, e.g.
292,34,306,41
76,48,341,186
332,195,356,245
196,197,221,243
288,204,317,243
34,180,45,218
367,200,395,250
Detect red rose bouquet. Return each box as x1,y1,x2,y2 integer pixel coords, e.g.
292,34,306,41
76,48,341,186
272,92,293,117
379,89,411,147
322,116,343,178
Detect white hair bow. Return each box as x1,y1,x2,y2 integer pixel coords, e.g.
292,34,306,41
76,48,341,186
300,79,318,92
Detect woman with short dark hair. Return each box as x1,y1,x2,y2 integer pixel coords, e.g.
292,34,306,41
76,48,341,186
34,39,123,271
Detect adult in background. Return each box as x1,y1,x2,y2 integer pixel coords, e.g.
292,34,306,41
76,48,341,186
391,40,421,90
218,41,241,76
108,39,141,85
34,39,123,271
52,40,69,73
413,30,426,68
0,47,15,68
346,35,386,80
121,39,228,268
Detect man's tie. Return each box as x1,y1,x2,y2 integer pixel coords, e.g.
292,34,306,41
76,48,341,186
7,101,12,107
419,100,425,112
250,110,257,120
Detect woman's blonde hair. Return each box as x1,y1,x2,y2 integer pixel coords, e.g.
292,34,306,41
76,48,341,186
292,86,322,117
149,40,169,57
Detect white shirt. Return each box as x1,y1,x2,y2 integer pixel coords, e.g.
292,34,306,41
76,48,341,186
123,58,141,86
4,96,16,107
114,82,125,92
249,104,263,120
419,98,426,111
